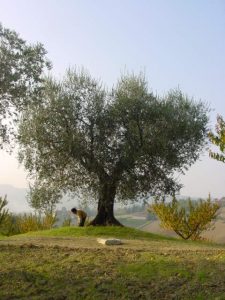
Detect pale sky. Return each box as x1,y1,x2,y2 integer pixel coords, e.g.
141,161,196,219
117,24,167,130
0,0,225,198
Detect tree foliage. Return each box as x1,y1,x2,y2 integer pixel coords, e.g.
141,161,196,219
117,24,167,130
27,181,62,215
150,196,219,240
208,115,225,163
18,69,209,225
0,23,50,146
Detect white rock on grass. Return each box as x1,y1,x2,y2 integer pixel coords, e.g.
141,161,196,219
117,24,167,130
97,238,123,245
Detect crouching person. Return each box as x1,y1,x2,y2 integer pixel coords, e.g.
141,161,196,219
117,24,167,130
71,208,87,227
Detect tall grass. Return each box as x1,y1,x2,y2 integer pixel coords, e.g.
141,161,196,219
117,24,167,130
1,212,57,236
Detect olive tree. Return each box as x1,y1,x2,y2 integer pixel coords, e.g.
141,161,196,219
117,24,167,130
18,69,209,225
0,23,50,147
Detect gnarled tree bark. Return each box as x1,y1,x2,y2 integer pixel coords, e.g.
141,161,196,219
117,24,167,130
89,181,123,226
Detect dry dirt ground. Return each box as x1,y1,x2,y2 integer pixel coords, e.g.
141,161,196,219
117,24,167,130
0,235,221,251
2,229,225,299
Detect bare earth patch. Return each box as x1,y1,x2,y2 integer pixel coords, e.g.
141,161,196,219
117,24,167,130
1,234,225,299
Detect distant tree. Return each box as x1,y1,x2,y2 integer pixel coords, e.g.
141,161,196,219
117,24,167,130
150,196,219,240
208,115,225,163
0,23,50,147
27,181,62,215
18,69,209,226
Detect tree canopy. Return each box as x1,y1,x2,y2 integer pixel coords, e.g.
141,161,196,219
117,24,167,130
0,23,50,147
18,69,209,225
27,181,62,215
209,115,225,163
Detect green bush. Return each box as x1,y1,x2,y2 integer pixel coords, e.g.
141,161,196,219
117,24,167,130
150,195,219,240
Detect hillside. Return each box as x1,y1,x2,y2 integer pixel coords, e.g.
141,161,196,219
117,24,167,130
1,227,225,299
0,184,29,212
0,184,80,214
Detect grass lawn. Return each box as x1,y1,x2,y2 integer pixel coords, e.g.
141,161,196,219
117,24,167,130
0,233,7,240
1,227,225,299
17,226,172,240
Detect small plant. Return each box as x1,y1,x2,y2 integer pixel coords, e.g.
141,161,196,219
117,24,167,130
150,195,219,240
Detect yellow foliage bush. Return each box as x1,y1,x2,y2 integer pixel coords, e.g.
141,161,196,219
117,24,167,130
150,195,219,240
17,214,43,233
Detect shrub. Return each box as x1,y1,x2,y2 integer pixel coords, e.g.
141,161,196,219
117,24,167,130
18,213,58,233
17,213,43,233
1,212,57,235
42,212,57,229
150,195,219,240
0,196,10,232
1,213,21,236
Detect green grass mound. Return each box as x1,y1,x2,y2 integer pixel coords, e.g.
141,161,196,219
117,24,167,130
14,226,173,241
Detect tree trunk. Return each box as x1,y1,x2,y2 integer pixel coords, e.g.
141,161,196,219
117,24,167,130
89,181,123,226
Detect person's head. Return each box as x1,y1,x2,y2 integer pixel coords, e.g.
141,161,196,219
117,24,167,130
71,208,77,214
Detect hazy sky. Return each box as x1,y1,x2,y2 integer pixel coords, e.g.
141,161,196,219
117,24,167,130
0,0,225,198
